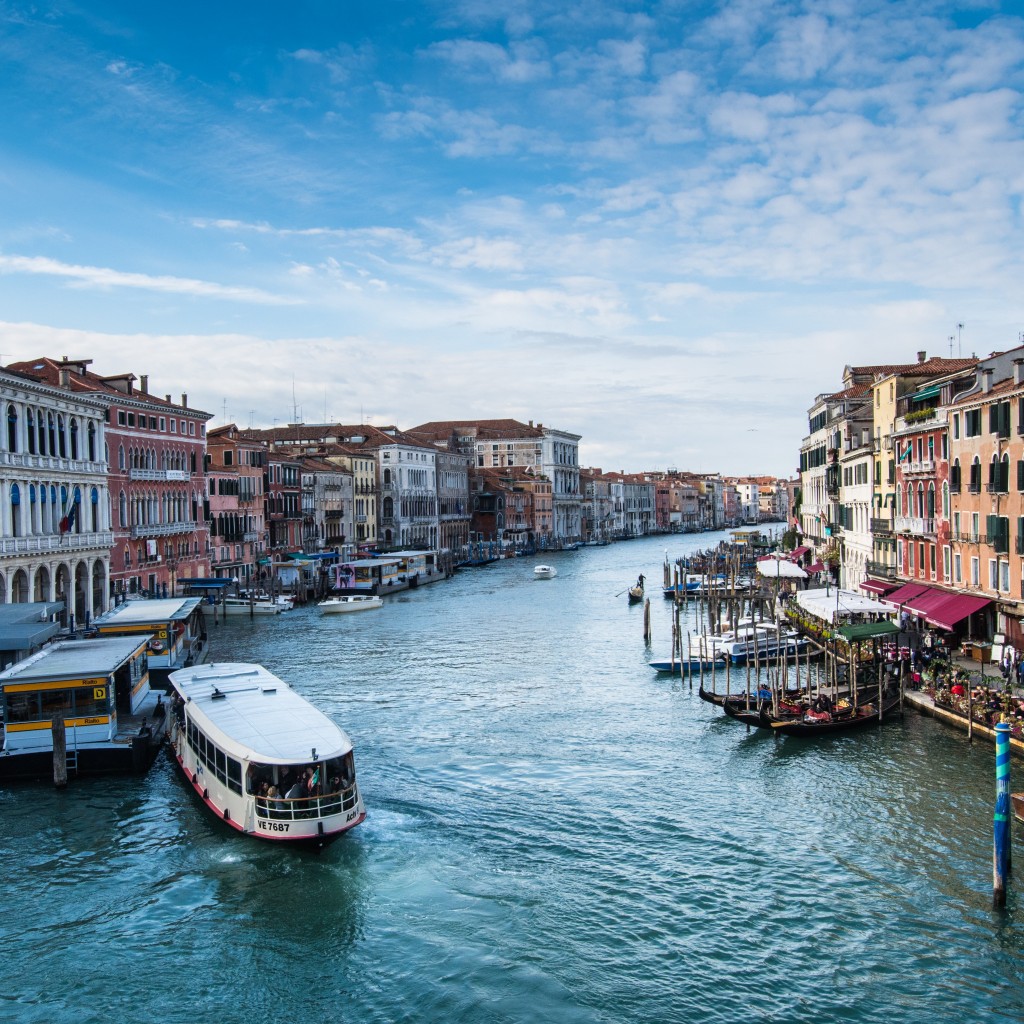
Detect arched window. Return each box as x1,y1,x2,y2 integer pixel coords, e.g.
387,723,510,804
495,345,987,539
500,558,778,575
26,409,36,454
119,445,125,471
10,483,20,537
916,483,924,518
57,415,66,458
37,410,46,455
927,483,935,519
47,412,56,455
942,481,949,519
91,487,99,532
69,419,79,459
6,405,17,453
119,490,127,528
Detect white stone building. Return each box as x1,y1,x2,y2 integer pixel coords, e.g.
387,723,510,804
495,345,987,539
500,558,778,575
0,368,113,623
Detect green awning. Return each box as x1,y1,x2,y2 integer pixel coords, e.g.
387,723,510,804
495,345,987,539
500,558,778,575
910,385,940,402
837,621,900,642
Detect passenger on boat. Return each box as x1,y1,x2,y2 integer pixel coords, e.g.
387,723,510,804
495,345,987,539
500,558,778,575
950,681,966,697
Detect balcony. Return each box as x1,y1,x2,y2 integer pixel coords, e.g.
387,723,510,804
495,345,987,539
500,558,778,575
130,521,200,539
129,468,190,482
0,451,104,474
0,531,115,555
865,561,898,580
986,482,1009,494
894,515,935,536
904,460,936,476
243,531,260,543
870,516,893,535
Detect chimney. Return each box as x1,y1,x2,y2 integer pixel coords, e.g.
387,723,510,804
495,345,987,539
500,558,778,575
140,375,148,394
1015,359,1024,385
983,368,994,393
917,351,926,363
181,393,188,408
165,394,171,404
58,368,70,389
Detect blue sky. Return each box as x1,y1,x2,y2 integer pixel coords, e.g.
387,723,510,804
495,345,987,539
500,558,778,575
1,1,1022,475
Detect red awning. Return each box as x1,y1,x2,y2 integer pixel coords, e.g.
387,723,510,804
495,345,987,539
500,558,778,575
806,561,825,573
926,593,992,631
791,546,811,559
902,586,951,617
860,579,900,596
881,582,931,607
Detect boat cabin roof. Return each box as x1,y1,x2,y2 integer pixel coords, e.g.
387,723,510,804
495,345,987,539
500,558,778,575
93,597,203,627
342,558,402,568
0,636,147,685
168,662,353,764
0,601,65,652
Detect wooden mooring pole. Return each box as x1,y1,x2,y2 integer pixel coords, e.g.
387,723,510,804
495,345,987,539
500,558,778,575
52,714,68,789
643,599,651,644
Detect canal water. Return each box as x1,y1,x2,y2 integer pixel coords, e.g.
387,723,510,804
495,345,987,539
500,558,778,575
2,532,1023,1023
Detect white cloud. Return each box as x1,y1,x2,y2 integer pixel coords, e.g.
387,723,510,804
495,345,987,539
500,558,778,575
0,255,299,305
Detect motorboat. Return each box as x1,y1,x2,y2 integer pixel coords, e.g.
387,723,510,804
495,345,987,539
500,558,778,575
318,595,384,614
167,662,366,847
534,565,557,579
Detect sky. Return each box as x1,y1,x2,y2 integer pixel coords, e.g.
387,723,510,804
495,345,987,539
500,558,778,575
1,0,1022,476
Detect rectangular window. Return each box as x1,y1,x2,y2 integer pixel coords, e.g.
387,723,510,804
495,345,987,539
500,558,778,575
965,409,982,437
170,420,177,433
909,543,915,571
953,413,960,439
943,546,951,581
971,557,980,586
954,552,962,583
117,410,126,426
1001,560,1010,592
990,559,999,590
930,545,936,576
159,417,166,431
126,412,135,426
180,419,187,433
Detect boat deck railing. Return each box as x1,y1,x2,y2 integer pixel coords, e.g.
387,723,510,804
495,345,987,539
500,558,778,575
254,784,360,821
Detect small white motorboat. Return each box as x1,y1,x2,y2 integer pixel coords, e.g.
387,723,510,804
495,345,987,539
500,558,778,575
318,595,384,614
534,565,557,579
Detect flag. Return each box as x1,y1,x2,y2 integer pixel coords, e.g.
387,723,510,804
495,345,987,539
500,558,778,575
60,500,78,534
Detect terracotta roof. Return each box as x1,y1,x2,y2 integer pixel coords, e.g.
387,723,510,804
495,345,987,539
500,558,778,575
7,356,211,416
408,419,545,440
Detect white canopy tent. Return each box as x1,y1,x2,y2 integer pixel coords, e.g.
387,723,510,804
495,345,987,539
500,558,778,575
794,587,893,625
756,555,808,580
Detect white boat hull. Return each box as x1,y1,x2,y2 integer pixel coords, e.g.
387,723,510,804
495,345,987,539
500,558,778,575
319,596,383,614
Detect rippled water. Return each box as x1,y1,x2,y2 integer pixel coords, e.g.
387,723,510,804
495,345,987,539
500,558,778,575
2,533,1023,1023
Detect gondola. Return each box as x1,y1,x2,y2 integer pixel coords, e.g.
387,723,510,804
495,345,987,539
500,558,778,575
698,681,803,710
768,693,903,736
627,584,644,604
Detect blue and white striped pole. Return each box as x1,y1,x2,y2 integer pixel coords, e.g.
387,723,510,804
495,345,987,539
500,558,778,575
994,721,1012,908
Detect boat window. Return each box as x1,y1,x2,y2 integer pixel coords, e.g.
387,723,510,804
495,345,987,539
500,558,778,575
226,757,242,795
40,689,75,720
5,692,41,723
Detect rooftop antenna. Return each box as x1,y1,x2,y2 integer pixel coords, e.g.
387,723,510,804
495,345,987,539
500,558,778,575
222,398,227,423
957,322,963,357
292,377,298,425
948,335,955,359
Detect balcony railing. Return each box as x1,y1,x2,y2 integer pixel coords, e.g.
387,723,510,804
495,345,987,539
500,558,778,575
986,482,1009,494
865,561,898,579
870,517,893,534
904,459,936,475
894,515,935,536
0,531,115,555
0,451,104,474
130,521,200,539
